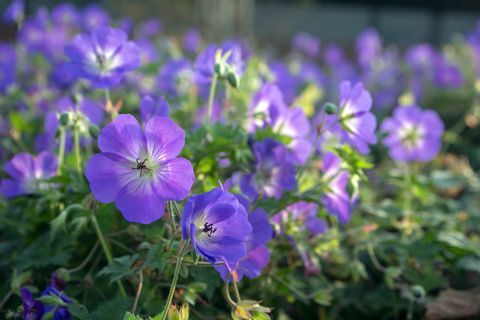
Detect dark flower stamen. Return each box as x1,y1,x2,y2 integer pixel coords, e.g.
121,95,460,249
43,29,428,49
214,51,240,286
202,222,217,237
132,158,151,177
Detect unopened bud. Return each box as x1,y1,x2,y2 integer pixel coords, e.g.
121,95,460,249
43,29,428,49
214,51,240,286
323,102,338,115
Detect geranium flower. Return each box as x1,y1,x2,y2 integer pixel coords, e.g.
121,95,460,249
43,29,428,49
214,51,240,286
0,152,57,198
292,32,320,58
321,152,353,224
327,81,377,154
64,27,140,88
139,95,170,123
216,207,272,281
381,105,444,162
240,138,297,200
181,188,252,268
248,84,312,164
156,58,192,97
85,114,194,224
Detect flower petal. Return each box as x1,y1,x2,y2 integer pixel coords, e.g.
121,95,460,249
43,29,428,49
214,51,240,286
153,157,194,200
144,116,185,161
98,114,145,161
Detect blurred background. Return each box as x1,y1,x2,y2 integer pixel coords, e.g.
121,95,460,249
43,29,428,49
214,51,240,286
1,0,480,48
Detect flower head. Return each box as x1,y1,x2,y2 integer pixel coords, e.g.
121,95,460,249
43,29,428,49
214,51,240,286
140,95,170,123
240,139,297,200
157,58,192,97
65,27,140,88
21,288,44,320
321,152,353,224
327,81,377,154
293,32,320,58
1,152,57,198
215,206,272,281
85,114,194,224
381,105,444,162
181,188,252,268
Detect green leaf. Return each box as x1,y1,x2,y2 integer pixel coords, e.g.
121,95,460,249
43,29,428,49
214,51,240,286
457,256,480,273
99,254,139,284
123,312,144,320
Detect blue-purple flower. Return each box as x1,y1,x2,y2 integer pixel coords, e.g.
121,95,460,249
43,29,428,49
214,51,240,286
85,114,194,224
1,152,57,198
181,188,252,268
293,32,320,58
240,139,297,200
157,58,192,97
381,105,444,162
65,27,140,88
328,81,377,154
248,84,312,164
140,95,170,123
215,207,272,281
322,152,353,224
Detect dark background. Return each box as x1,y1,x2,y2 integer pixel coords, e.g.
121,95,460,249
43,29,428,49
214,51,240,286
2,0,480,47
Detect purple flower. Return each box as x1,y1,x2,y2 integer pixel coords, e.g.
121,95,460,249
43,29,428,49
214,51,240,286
216,207,272,281
272,202,327,238
405,44,436,74
328,81,377,154
240,139,297,200
433,57,464,88
322,152,352,224
181,188,252,268
3,0,24,23
248,84,312,164
51,3,80,29
82,5,110,31
85,114,194,224
140,95,170,123
156,58,192,97
269,61,302,104
65,27,140,88
21,288,44,320
35,96,104,153
381,105,444,162
138,19,162,39
272,202,327,274
0,43,16,92
1,152,57,198
194,43,244,88
293,32,320,58
137,39,158,65
183,29,201,54
356,28,382,69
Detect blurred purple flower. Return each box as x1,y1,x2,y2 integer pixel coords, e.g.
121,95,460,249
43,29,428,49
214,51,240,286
381,105,444,162
216,207,272,281
322,152,352,223
248,84,312,164
183,29,201,54
3,0,24,23
0,43,16,92
356,28,382,69
240,138,297,200
51,3,80,29
21,288,44,320
65,27,140,88
0,151,57,198
140,95,170,122
157,58,192,97
293,32,320,58
85,114,194,224
433,57,464,88
82,5,110,32
329,81,377,154
181,188,252,268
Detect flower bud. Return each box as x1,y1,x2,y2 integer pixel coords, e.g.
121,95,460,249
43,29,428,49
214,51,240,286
227,71,239,89
323,102,338,115
59,113,70,127
89,125,100,139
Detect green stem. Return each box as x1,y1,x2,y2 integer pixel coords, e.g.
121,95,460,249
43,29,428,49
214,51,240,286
232,277,241,302
57,127,66,175
160,240,187,320
207,74,218,124
403,163,412,217
224,274,237,307
90,214,127,297
73,122,82,173
168,201,177,235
